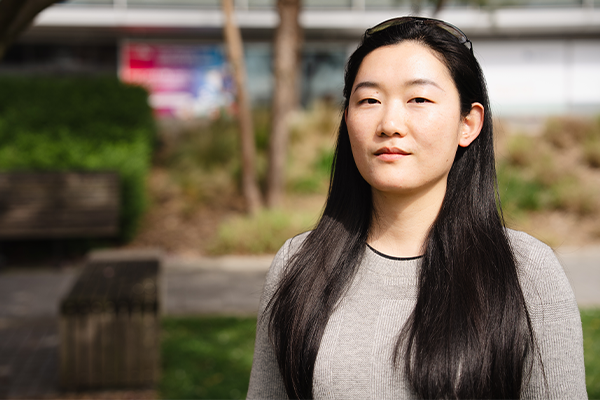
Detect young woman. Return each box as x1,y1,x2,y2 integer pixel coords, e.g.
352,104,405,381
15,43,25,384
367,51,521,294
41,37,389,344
247,17,587,399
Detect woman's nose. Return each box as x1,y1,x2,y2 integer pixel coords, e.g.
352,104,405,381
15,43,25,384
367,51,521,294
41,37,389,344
378,102,406,137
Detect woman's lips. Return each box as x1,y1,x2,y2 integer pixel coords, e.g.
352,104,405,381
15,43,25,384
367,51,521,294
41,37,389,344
374,147,410,161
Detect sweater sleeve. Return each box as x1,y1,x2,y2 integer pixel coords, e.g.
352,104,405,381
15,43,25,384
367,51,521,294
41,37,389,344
509,231,588,399
246,237,294,399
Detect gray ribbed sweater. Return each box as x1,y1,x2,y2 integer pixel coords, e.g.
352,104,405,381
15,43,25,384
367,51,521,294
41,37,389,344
247,229,587,399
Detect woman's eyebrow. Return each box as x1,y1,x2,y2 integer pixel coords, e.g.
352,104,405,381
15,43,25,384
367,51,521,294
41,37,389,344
404,78,445,92
353,79,445,94
352,81,381,93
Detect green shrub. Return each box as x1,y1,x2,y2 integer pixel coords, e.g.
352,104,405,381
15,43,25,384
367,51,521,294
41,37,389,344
315,148,335,176
161,109,276,205
497,162,550,213
497,129,600,218
208,208,317,254
0,76,155,240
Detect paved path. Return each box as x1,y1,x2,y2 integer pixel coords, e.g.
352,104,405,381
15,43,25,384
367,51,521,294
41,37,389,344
0,246,598,398
1,247,598,322
556,246,600,307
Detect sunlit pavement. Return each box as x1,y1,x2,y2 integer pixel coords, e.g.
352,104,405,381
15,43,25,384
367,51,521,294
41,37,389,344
0,247,598,398
557,246,600,308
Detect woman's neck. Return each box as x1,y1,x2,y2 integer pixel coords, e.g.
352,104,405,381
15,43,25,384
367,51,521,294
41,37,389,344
368,184,446,258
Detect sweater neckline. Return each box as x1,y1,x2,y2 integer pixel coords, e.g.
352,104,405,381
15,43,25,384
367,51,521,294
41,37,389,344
366,243,424,261
363,244,421,278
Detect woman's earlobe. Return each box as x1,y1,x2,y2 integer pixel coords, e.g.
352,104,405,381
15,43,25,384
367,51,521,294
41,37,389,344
459,103,484,147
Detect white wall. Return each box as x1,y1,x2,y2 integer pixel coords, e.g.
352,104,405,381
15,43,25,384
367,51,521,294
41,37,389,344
474,39,600,116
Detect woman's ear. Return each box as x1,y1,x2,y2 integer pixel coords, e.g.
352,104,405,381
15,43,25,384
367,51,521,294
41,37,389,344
459,102,484,147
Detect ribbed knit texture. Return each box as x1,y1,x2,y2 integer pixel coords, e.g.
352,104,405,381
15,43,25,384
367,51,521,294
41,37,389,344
247,229,588,399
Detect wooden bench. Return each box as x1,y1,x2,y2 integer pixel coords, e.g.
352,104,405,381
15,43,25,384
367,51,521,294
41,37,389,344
59,257,161,390
0,172,120,239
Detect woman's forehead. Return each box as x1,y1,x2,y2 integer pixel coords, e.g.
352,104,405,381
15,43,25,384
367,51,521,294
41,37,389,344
353,42,453,91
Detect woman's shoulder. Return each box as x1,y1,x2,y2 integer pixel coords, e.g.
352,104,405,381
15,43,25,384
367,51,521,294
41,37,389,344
263,231,312,289
505,228,553,261
505,228,576,307
271,231,311,268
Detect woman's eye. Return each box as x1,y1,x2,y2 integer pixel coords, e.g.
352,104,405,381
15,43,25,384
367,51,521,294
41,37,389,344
360,98,379,105
411,97,429,104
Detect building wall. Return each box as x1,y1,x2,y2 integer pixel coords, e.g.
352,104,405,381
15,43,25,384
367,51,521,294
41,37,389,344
2,1,599,117
475,39,600,116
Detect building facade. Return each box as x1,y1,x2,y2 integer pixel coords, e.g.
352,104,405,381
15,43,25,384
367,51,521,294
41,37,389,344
3,0,600,117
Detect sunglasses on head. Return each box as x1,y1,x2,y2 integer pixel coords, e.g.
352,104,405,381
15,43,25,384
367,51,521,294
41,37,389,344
366,17,473,53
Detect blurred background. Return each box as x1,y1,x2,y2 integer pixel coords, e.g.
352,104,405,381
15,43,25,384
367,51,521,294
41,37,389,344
0,0,599,398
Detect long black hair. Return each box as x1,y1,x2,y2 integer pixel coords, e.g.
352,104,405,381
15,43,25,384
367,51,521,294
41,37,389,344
267,19,537,399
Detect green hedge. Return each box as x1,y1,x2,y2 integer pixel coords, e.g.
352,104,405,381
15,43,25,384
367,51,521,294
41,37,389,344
0,76,155,240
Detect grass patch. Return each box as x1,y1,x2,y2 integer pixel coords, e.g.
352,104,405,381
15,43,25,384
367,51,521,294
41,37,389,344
582,308,600,398
160,316,257,399
160,312,600,398
208,208,318,254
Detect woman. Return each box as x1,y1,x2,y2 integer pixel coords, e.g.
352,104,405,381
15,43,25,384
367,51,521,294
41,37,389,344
247,17,587,399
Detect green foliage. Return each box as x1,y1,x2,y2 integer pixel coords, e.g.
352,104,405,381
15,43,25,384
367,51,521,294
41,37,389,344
288,149,334,194
253,108,271,152
162,109,274,205
208,208,317,254
581,308,600,398
0,76,155,239
289,175,324,194
168,116,239,172
160,316,257,399
315,148,335,176
286,101,338,196
497,129,599,218
497,163,549,213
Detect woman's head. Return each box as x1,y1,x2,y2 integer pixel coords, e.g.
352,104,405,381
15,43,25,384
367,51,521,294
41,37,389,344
345,39,484,202
327,17,496,225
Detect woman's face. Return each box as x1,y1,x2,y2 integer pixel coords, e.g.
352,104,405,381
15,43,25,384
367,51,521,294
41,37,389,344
345,41,481,200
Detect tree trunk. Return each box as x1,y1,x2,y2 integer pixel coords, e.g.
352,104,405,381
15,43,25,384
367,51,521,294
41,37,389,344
0,0,61,61
222,0,262,214
266,0,302,208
